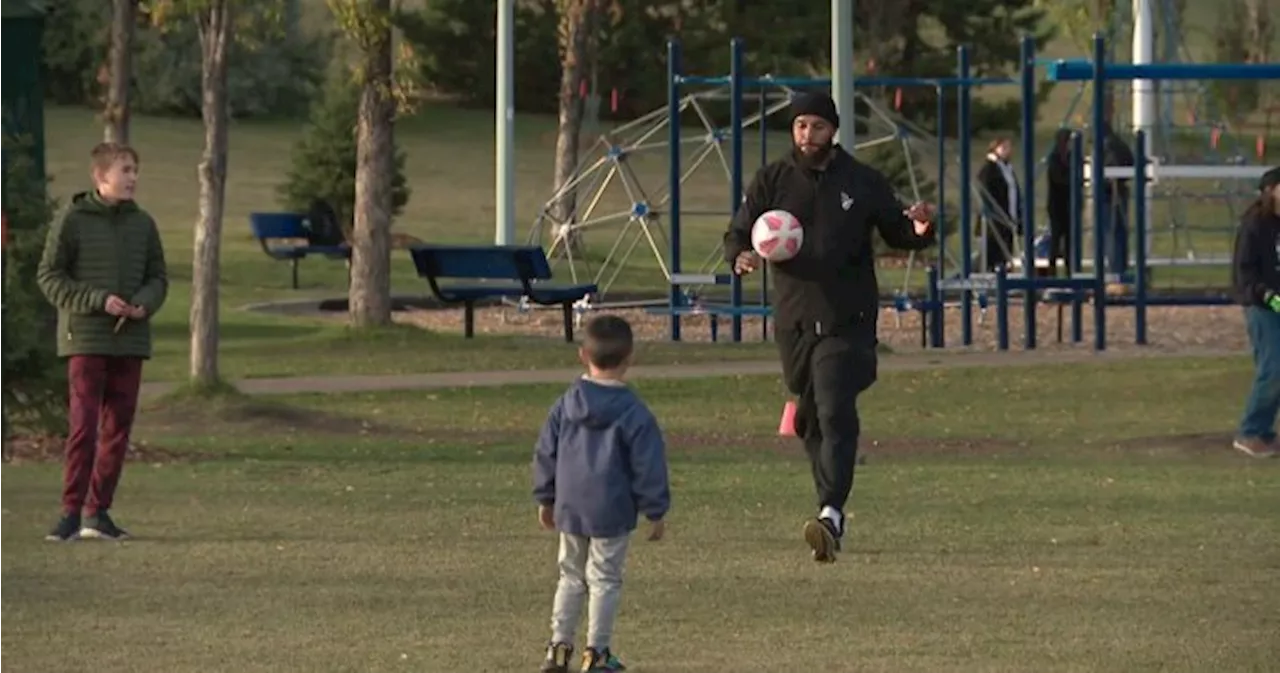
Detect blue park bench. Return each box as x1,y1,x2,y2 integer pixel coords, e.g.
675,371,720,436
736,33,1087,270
249,212,352,289
408,244,597,342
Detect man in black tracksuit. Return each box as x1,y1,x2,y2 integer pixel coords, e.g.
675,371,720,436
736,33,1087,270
722,92,936,563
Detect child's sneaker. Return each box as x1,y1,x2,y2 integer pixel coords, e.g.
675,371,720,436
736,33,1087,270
541,642,574,673
79,510,130,540
44,514,81,542
580,647,626,672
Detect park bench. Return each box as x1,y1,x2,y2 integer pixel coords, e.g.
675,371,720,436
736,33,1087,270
408,244,597,342
249,212,351,289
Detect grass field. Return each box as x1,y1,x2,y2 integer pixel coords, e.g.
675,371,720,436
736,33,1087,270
3,356,1278,672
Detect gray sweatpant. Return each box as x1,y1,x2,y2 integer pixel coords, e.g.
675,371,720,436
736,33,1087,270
550,532,630,650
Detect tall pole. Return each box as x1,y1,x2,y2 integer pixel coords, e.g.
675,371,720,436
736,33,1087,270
0,150,7,468
495,0,516,245
1131,0,1155,270
831,0,855,148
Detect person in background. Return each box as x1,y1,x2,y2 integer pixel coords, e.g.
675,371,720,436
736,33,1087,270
976,138,1021,271
1099,121,1134,295
1046,128,1075,277
1229,166,1280,459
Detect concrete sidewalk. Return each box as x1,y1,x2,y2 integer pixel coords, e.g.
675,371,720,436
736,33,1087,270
138,347,1241,398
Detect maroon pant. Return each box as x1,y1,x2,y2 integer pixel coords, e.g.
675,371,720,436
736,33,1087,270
62,355,144,516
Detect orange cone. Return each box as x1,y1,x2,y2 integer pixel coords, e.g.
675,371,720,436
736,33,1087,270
778,400,798,436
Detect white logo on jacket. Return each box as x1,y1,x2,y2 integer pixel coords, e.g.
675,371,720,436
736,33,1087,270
840,191,854,212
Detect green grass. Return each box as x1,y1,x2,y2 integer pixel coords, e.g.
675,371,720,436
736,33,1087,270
4,356,1278,672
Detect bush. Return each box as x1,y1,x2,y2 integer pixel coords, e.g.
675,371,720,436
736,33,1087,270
131,9,335,119
2,133,67,441
276,69,411,235
40,0,333,120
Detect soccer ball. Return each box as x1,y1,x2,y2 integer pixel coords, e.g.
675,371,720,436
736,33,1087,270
751,209,804,262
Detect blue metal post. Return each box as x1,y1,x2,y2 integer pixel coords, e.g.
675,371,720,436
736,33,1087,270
958,46,974,346
729,38,745,342
996,267,1010,350
759,82,769,341
926,265,940,349
1133,128,1148,345
667,40,683,342
1091,32,1107,351
934,84,947,348
1020,34,1038,350
1070,131,1084,343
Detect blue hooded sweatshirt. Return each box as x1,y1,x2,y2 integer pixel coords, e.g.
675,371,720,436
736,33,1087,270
532,377,671,539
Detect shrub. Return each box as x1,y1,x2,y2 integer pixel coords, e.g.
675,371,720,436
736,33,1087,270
2,133,67,442
276,69,411,234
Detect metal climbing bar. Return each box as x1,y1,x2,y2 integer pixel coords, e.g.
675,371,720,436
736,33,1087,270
674,75,1016,88
1046,60,1280,82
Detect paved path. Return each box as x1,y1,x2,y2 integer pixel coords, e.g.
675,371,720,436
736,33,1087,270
139,347,1242,398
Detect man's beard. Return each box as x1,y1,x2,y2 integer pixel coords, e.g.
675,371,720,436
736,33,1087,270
794,141,834,169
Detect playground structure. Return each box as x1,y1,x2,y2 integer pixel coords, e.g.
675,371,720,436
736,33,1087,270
526,0,1278,348
526,46,952,306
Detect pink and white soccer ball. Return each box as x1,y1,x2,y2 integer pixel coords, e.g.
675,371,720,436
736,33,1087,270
751,209,803,262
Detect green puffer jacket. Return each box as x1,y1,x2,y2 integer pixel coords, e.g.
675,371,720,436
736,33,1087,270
36,191,169,359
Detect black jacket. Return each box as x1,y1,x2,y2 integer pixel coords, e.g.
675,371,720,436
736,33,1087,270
723,145,934,331
977,157,1021,228
1046,146,1073,215
1231,205,1280,307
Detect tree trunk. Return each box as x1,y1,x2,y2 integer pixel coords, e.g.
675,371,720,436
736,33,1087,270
103,0,135,144
550,0,593,258
348,0,395,328
190,0,232,386
1244,0,1273,64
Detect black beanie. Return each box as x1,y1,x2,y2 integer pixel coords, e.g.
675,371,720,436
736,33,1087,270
789,92,839,129
1259,165,1280,192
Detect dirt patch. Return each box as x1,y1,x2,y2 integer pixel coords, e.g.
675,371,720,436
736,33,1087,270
137,394,418,441
2,435,205,465
1111,432,1238,456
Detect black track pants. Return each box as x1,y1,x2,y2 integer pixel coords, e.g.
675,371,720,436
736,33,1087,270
776,324,878,512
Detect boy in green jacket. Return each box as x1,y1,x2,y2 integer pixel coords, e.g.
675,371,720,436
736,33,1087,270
37,142,168,542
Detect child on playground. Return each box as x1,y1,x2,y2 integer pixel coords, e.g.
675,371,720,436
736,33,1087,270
1230,165,1280,458
532,314,670,673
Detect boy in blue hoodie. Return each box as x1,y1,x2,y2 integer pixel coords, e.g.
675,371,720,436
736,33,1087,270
533,315,671,673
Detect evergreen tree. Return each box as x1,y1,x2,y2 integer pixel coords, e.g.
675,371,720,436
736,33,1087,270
276,69,411,237
2,133,67,443
714,0,1057,134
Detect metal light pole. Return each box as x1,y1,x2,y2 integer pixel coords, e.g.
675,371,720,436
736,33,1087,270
0,171,8,465
831,0,855,148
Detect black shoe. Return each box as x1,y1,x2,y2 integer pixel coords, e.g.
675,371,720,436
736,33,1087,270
803,516,841,564
80,510,130,540
541,642,574,673
44,514,82,542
